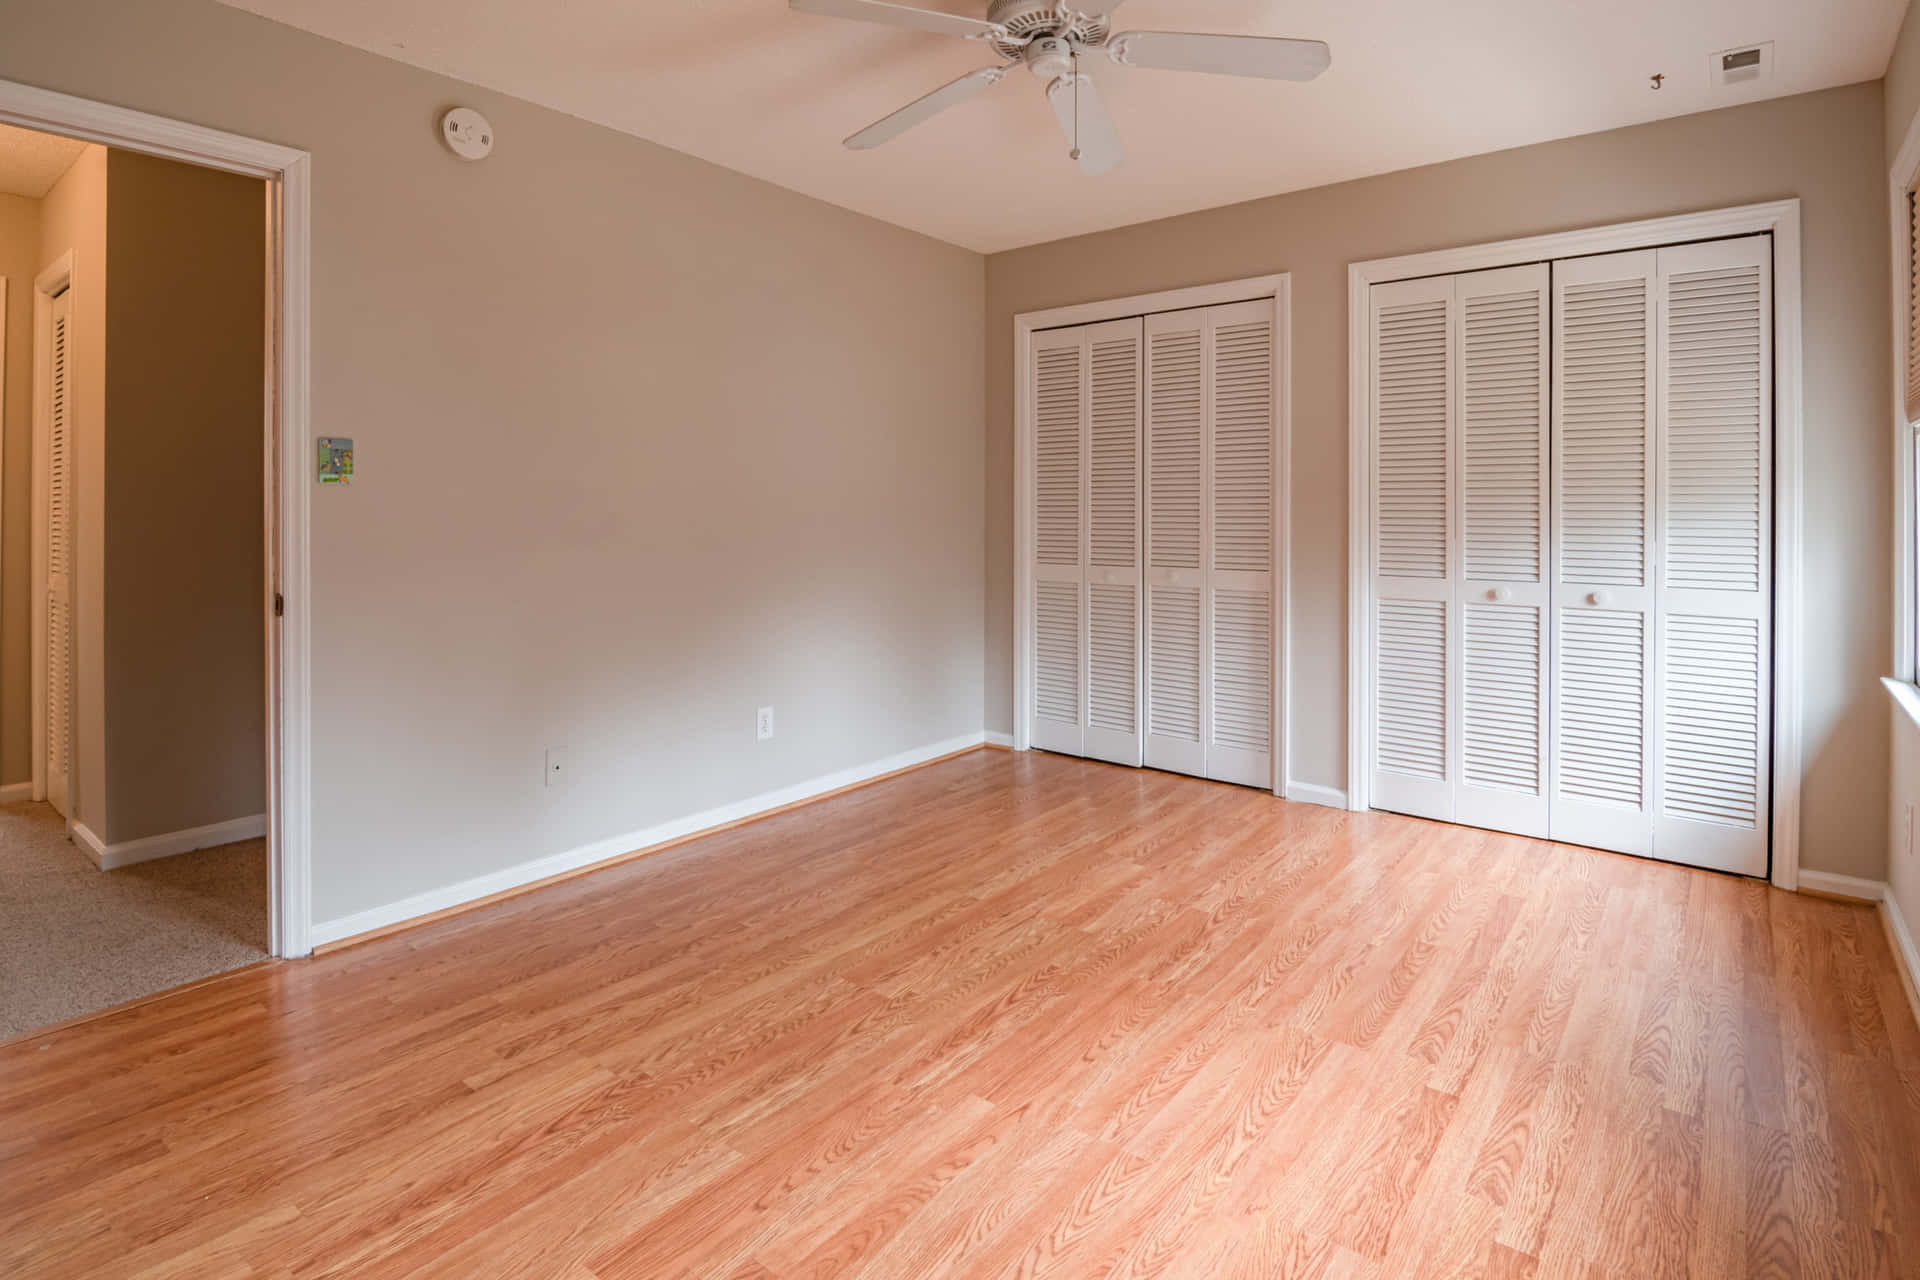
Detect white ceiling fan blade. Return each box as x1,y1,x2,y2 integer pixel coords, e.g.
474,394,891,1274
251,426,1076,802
791,0,1007,40
845,66,1007,150
1046,73,1124,176
1106,31,1331,81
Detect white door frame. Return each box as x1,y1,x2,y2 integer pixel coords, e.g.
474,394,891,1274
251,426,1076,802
0,77,315,956
1014,273,1293,796
1347,199,1804,891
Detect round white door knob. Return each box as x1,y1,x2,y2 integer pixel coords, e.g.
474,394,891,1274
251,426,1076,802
1587,591,1610,607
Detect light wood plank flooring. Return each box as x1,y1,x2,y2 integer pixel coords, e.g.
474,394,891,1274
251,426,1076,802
3,749,1917,1278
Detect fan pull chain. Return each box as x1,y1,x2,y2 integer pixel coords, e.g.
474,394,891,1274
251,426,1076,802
1070,48,1081,162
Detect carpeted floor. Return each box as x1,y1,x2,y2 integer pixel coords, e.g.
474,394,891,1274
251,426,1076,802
0,800,267,1041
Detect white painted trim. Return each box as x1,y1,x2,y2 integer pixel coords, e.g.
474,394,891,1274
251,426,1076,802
1346,200,1805,893
74,813,267,871
1884,888,1920,1036
1797,869,1885,902
0,77,314,957
1013,273,1292,798
313,733,992,948
1889,112,1920,685
0,781,31,804
985,730,1016,749
1283,780,1348,810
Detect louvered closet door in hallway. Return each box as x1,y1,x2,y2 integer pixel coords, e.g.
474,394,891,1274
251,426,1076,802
43,290,74,817
1028,318,1145,765
1144,300,1277,788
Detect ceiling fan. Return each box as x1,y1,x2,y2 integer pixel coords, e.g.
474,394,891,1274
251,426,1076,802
791,0,1331,176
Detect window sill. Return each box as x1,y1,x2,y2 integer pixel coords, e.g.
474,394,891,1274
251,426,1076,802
1884,676,1920,734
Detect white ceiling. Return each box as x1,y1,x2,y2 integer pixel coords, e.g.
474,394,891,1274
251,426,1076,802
215,0,1908,253
0,121,89,199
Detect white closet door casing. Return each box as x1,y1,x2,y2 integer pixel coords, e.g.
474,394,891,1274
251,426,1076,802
1144,310,1209,778
1370,276,1455,821
1205,299,1277,789
45,294,73,816
1453,265,1551,838
1651,236,1771,876
1030,329,1087,755
1085,321,1145,766
1549,251,1658,856
1029,318,1145,763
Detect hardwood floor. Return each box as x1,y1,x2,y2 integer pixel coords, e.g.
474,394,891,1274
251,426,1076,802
3,749,1917,1278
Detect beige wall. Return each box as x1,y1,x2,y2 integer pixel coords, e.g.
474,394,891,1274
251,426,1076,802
0,0,986,925
986,82,1892,881
1888,0,1920,165
100,150,266,845
38,144,107,830
0,192,39,788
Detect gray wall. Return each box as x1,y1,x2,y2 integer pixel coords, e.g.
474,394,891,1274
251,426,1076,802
101,149,266,845
0,192,38,789
0,0,987,926
985,82,1892,881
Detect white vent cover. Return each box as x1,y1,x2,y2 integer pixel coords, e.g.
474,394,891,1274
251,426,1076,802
1709,42,1773,91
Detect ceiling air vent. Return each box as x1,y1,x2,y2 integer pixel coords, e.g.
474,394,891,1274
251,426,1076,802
1710,42,1773,91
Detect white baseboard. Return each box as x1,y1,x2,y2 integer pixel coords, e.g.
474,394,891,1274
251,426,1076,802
75,813,268,871
985,731,1016,749
1884,889,1920,1035
1797,870,1886,903
0,781,32,804
311,732,992,948
1284,780,1349,811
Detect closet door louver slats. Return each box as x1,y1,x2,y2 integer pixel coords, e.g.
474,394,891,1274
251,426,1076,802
1145,317,1209,777
1030,335,1086,755
1454,267,1550,837
1550,250,1657,857
1085,327,1144,764
1652,237,1770,877
1367,237,1771,875
1370,276,1455,820
1207,305,1276,787
1029,319,1144,764
45,297,73,814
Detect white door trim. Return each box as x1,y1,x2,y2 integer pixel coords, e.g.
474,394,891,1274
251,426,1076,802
0,77,314,956
1888,114,1920,686
1347,199,1804,891
1015,273,1292,795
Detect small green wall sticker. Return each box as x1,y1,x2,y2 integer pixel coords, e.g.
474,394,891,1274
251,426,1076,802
317,437,354,485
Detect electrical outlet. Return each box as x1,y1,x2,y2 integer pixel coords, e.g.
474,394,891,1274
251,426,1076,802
757,707,774,741
545,746,568,788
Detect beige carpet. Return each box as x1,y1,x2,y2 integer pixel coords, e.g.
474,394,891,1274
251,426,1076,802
0,800,267,1041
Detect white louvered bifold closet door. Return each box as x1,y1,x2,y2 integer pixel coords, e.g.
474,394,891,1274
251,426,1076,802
1369,276,1455,820
1650,236,1771,876
1144,300,1277,787
45,291,74,817
1453,266,1551,838
1028,318,1145,764
1550,250,1659,856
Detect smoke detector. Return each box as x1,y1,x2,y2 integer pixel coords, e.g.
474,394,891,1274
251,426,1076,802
1710,42,1773,92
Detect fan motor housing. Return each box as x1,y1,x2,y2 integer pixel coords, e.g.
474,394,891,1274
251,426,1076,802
986,1,1111,60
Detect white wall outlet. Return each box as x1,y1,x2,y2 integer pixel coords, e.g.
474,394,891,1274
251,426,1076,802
757,707,774,741
545,746,568,788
